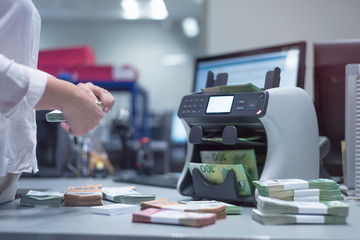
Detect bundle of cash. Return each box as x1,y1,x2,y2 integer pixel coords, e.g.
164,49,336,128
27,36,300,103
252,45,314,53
91,204,138,216
46,101,103,122
140,198,227,220
256,196,349,217
252,209,347,225
64,184,103,206
253,179,341,201
201,83,262,94
178,200,242,215
187,162,252,196
20,190,64,207
252,196,349,225
133,208,217,227
200,149,258,182
102,186,156,205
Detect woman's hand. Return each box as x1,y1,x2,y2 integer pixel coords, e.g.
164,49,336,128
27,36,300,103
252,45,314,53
76,82,115,113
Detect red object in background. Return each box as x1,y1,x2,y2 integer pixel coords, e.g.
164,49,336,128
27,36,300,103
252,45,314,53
71,65,138,82
37,45,137,82
38,45,95,68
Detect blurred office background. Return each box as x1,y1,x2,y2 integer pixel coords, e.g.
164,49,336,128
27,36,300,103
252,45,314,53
32,0,360,179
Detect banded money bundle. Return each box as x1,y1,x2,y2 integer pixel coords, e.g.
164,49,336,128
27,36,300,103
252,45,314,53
64,184,103,206
252,196,349,225
253,179,341,201
91,204,138,216
140,198,227,220
102,186,156,205
133,208,217,227
178,200,242,215
20,190,64,207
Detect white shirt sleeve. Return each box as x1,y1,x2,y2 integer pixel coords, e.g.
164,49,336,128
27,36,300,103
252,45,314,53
0,53,48,124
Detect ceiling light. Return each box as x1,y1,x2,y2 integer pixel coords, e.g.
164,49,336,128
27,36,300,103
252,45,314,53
182,17,199,38
150,0,168,20
121,0,140,20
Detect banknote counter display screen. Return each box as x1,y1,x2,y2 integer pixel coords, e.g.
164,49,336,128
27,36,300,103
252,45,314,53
206,95,234,113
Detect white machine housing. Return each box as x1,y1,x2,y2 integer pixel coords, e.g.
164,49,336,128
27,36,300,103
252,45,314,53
176,87,320,202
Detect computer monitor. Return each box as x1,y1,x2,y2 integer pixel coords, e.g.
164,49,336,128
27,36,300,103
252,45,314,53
165,111,187,173
314,39,360,177
192,41,306,92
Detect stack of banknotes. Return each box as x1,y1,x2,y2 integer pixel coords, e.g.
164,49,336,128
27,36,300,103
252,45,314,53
252,196,349,225
140,198,227,220
20,190,64,207
102,186,156,205
253,179,341,202
64,184,103,206
187,149,258,196
178,200,242,215
91,204,138,216
133,208,217,227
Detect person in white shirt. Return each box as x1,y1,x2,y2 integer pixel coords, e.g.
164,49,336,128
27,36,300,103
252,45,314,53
0,0,115,203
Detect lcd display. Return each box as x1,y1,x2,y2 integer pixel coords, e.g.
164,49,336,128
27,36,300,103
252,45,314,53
193,41,306,92
206,96,234,113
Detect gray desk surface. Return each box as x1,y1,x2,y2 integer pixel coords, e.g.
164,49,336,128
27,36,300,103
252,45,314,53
0,177,359,240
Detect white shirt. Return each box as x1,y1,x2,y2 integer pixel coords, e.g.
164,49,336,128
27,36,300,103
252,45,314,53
0,0,48,177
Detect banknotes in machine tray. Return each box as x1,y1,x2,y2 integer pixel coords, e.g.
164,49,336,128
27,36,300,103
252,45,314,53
102,186,155,205
178,200,242,215
140,198,227,220
256,196,349,217
253,178,339,194
64,184,103,206
252,209,347,225
187,162,253,196
200,149,259,182
91,204,139,216
20,190,64,207
133,208,217,227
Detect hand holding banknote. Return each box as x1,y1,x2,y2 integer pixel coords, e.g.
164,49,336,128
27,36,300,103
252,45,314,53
37,78,115,136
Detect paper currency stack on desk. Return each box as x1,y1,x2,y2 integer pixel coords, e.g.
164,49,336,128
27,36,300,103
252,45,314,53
64,184,103,206
20,190,64,207
253,179,341,202
252,196,349,225
252,178,349,225
102,186,155,205
91,204,138,216
133,208,217,227
140,198,227,220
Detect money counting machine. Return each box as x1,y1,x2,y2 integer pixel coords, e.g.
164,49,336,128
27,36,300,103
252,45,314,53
176,83,320,204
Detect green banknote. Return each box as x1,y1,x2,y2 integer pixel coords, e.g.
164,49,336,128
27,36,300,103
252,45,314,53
187,162,252,196
200,149,258,182
46,101,103,122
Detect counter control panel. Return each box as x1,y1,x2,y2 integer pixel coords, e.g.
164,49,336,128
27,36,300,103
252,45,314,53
178,91,269,118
